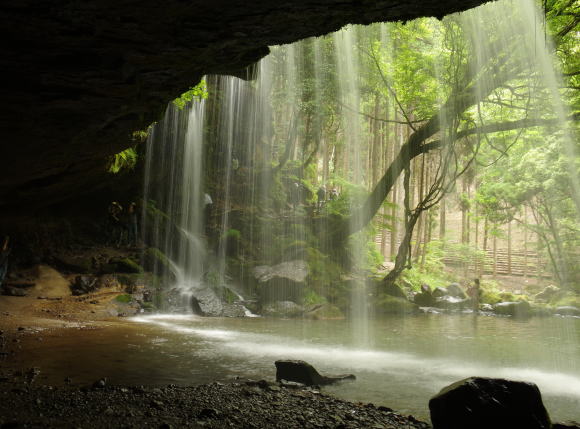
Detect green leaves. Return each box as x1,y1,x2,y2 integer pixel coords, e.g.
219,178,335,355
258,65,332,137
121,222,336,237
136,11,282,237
173,80,209,109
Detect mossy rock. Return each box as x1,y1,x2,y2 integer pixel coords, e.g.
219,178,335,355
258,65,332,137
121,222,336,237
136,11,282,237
262,301,304,318
115,258,143,274
493,300,531,317
141,302,156,312
116,273,142,287
115,293,132,303
304,304,344,320
375,294,419,315
143,247,172,272
552,293,580,308
480,288,503,305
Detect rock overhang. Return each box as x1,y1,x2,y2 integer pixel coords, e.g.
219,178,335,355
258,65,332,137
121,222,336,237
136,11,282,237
0,0,491,211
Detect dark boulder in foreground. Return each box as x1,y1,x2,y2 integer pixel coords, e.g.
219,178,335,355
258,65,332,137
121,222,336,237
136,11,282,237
275,360,355,386
429,377,551,429
553,423,580,429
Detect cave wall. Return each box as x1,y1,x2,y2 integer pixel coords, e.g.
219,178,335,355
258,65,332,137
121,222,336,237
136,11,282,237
0,0,490,212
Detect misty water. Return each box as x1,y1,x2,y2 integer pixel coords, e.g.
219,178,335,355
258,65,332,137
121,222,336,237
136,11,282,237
16,314,580,422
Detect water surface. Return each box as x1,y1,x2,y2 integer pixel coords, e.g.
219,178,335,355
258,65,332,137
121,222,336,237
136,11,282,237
16,314,580,422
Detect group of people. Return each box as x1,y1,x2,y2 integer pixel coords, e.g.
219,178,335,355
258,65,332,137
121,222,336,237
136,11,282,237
107,201,139,247
288,182,340,212
316,185,339,211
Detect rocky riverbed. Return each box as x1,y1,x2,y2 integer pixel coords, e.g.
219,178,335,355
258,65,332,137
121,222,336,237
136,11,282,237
0,379,430,429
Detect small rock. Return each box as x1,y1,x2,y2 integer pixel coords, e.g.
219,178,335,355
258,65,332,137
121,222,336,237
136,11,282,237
92,378,107,389
198,408,218,419
150,400,164,409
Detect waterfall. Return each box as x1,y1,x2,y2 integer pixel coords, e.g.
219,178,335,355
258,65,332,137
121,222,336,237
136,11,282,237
143,101,207,311
142,0,576,323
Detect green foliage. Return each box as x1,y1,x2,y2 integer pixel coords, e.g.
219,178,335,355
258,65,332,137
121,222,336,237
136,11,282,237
173,80,209,109
115,294,132,303
116,258,144,274
303,289,327,307
224,228,241,240
400,267,450,291
107,147,138,174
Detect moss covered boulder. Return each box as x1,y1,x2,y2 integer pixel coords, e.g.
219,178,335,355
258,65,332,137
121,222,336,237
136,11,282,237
262,301,304,318
376,294,419,315
304,304,344,320
493,301,531,317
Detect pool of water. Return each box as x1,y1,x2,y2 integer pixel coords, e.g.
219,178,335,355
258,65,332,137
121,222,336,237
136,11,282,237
13,313,580,422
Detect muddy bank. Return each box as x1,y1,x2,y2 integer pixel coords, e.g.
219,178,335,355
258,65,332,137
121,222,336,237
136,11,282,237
0,379,430,429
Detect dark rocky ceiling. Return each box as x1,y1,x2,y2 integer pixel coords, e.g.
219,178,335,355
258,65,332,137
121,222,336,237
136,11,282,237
0,0,490,212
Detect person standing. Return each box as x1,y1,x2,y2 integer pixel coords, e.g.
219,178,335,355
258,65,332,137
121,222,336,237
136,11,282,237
107,201,123,246
0,237,10,288
467,278,481,312
127,202,138,247
316,185,326,211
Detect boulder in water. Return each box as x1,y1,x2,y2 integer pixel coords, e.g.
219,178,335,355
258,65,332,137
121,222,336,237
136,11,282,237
414,285,435,307
254,260,308,303
262,300,303,318
275,360,355,386
446,283,467,299
432,287,448,298
429,377,551,429
377,295,419,315
303,303,344,320
493,301,531,317
193,288,224,317
435,296,470,311
554,306,580,317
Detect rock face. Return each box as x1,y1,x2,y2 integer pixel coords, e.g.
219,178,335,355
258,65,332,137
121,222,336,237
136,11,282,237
429,377,551,429
275,360,355,386
254,260,308,303
1,0,490,212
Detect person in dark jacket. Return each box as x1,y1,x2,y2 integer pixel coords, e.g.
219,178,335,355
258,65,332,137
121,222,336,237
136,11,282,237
0,236,10,288
317,185,326,210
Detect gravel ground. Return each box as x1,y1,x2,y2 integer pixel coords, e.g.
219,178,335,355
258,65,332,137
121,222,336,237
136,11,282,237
0,379,431,429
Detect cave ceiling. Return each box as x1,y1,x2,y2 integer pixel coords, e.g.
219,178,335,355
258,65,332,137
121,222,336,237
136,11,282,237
0,0,490,211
